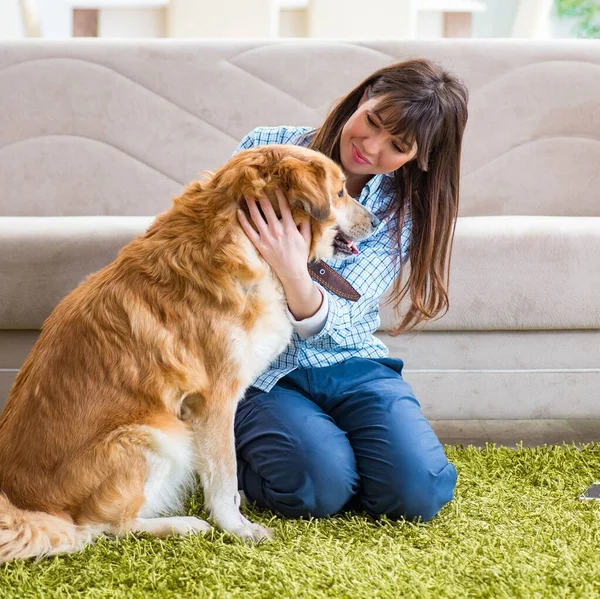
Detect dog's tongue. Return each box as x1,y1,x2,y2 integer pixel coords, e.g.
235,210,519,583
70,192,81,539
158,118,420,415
339,232,359,255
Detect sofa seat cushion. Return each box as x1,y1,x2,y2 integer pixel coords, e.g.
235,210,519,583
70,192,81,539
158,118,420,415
1,215,599,331
380,215,600,331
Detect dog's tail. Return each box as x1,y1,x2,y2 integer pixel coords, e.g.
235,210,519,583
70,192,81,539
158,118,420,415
0,492,102,564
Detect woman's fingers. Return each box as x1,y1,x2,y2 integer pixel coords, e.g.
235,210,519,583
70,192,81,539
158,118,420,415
258,196,282,231
298,219,312,244
275,188,299,232
237,209,260,244
245,196,270,235
275,188,291,217
244,190,302,240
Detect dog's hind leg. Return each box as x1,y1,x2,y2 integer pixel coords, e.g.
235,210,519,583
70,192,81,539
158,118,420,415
75,421,210,539
190,389,272,542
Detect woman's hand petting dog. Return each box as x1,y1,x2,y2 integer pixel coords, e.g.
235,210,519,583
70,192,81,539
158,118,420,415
237,188,312,285
237,188,323,321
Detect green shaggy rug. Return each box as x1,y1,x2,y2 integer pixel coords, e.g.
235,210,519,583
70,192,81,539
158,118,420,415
1,443,600,599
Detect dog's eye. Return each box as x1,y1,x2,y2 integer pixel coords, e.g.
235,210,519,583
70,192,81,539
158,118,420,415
337,190,344,197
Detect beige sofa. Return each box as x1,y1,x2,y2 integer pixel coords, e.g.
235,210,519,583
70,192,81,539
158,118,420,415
1,39,599,419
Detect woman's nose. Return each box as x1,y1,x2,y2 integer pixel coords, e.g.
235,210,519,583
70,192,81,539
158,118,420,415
363,133,384,159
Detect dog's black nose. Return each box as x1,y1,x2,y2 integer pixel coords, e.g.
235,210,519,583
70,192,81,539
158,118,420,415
370,214,381,229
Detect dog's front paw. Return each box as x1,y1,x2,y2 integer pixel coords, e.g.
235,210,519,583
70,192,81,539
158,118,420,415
232,518,273,543
215,511,273,542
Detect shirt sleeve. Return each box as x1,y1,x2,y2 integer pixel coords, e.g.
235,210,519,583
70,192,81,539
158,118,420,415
302,216,411,350
284,284,329,339
232,129,258,155
232,126,311,156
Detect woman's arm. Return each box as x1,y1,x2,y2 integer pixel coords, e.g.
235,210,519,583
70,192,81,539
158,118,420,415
280,271,324,321
237,188,411,349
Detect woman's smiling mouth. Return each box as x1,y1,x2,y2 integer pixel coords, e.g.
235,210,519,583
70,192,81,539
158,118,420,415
351,144,371,166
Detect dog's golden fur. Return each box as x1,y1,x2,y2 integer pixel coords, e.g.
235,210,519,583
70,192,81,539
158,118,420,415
0,144,377,563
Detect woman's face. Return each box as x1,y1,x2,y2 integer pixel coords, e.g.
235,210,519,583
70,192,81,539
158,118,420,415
339,96,418,178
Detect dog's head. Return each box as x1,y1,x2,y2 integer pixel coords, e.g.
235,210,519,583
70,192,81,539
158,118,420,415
212,144,379,261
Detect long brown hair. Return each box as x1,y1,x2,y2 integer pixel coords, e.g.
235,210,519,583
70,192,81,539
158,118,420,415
308,58,469,335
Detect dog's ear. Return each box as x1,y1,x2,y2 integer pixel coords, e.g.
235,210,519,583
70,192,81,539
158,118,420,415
212,147,278,200
277,157,331,221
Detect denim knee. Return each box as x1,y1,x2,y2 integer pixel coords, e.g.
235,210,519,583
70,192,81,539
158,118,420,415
271,441,359,519
370,461,458,523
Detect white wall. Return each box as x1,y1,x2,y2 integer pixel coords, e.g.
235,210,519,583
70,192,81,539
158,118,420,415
473,0,519,37
0,0,24,37
307,0,417,39
99,8,166,37
167,0,277,37
280,8,308,37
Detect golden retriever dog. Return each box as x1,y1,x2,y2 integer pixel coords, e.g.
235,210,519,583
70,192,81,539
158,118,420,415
0,144,378,563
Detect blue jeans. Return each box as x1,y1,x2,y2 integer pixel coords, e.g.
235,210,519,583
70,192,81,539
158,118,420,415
234,357,457,522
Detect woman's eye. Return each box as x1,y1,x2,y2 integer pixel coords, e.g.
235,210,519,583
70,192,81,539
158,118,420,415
366,114,378,129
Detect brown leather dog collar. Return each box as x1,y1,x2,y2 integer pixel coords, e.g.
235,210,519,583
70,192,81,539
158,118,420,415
307,261,361,302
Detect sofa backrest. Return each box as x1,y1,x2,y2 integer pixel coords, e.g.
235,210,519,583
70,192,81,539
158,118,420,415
1,39,599,218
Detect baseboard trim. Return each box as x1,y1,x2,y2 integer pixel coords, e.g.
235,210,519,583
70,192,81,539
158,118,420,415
404,370,600,419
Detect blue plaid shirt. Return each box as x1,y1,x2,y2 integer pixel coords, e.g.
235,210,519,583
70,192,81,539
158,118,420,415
234,126,411,392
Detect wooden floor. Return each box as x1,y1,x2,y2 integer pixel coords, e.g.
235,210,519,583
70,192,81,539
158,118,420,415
431,420,600,448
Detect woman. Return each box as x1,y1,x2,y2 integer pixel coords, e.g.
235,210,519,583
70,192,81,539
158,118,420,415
235,58,469,523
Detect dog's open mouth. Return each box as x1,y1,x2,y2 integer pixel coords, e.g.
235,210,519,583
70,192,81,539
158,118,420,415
334,229,359,256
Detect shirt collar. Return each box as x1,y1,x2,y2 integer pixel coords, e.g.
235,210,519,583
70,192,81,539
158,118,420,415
361,172,393,197
360,173,397,217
